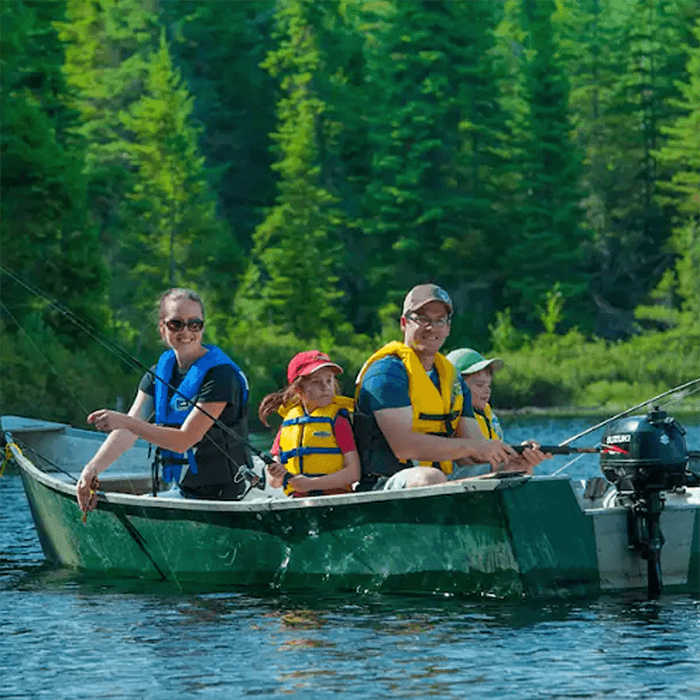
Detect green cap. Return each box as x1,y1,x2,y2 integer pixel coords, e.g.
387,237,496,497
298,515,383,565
445,348,504,375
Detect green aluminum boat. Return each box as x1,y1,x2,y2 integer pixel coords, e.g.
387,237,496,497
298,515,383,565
4,414,700,598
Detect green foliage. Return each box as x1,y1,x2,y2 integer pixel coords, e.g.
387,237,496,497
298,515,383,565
0,0,108,343
502,0,591,331
653,16,700,323
491,326,700,410
120,32,231,300
3,0,700,426
0,317,138,426
236,0,346,340
539,283,565,334
362,0,514,340
488,309,528,353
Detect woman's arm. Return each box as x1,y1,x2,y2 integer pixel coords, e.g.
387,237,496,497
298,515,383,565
86,400,226,453
76,390,150,511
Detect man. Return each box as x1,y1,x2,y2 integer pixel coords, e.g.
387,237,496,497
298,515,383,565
354,284,536,490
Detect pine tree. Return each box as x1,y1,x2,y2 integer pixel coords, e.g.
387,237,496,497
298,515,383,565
120,32,231,306
570,0,698,328
502,0,590,332
1,0,107,344
236,0,345,341
362,0,514,338
161,1,278,251
653,17,700,323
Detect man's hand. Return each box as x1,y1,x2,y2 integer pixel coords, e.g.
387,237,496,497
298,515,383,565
469,439,519,470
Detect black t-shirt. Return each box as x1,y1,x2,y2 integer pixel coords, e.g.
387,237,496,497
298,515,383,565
139,363,244,421
139,360,251,494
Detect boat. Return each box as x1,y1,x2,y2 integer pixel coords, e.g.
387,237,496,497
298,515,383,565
3,411,699,599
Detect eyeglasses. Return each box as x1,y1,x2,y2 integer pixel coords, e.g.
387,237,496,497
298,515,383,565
164,318,204,332
406,313,451,328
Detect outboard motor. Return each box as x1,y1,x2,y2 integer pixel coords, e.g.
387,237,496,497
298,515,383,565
600,407,688,598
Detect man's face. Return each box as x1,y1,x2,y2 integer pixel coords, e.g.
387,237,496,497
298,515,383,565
401,300,451,356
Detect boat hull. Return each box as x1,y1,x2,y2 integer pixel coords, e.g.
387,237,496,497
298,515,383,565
14,444,700,598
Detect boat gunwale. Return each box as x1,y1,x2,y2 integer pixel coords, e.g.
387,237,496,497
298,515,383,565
10,442,557,514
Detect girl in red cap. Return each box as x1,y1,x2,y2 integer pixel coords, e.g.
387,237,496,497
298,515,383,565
258,351,360,496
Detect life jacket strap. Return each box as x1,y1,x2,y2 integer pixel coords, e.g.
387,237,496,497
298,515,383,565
278,445,343,463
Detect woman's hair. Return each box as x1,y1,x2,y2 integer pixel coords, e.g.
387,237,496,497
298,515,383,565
258,374,342,427
157,288,204,320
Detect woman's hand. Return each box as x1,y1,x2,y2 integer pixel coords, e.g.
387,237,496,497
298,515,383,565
76,465,100,514
87,409,129,433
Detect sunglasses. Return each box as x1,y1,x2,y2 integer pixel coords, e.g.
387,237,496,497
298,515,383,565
164,318,204,332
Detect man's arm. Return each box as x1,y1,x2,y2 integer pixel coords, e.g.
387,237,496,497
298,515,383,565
374,406,517,469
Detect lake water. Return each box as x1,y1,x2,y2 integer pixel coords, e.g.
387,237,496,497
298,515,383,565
2,415,699,699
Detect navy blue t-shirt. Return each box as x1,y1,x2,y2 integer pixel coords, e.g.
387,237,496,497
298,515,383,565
356,355,473,417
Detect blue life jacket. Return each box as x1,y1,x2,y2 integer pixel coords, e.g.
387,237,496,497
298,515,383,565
153,345,249,483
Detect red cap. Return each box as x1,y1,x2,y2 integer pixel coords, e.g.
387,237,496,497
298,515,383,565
287,350,343,384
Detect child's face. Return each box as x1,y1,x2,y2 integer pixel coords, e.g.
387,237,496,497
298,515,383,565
301,367,337,411
464,369,492,411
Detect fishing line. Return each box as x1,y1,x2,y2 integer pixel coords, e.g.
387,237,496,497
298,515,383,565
0,302,93,418
1,434,78,483
551,451,589,477
559,376,700,447
1,266,274,483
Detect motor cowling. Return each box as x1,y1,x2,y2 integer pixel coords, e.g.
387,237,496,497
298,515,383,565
600,407,688,494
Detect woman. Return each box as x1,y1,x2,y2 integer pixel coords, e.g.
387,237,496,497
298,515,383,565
76,288,252,512
258,350,360,496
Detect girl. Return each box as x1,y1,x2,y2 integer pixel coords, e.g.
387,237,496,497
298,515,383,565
76,288,252,511
259,351,360,496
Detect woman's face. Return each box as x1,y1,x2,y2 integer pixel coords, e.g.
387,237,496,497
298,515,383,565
464,369,492,411
300,367,337,412
159,297,205,355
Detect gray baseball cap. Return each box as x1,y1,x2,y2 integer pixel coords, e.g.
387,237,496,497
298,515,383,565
402,284,453,316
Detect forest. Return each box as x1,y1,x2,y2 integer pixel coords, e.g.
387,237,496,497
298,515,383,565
2,0,700,430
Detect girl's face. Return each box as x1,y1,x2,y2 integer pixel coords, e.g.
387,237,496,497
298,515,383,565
464,369,492,411
300,367,337,412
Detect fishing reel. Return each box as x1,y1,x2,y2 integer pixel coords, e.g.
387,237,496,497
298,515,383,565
599,406,689,598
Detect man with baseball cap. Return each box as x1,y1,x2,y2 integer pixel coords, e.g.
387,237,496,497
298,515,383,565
354,284,521,490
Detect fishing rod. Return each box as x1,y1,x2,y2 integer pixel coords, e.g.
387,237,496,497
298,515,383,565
511,444,599,455
558,377,700,447
1,267,275,484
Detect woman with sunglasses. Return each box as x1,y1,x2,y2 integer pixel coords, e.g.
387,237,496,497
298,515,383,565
76,288,252,512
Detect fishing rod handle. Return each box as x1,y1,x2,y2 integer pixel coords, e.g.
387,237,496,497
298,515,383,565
510,444,598,455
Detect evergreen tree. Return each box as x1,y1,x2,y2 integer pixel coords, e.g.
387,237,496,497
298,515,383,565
570,0,698,331
363,0,514,339
236,0,345,341
653,17,700,323
502,0,590,332
56,0,160,323
161,1,278,255
120,32,231,311
1,0,108,345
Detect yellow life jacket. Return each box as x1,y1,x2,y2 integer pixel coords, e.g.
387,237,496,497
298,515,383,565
277,395,355,495
473,403,504,441
355,341,464,474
